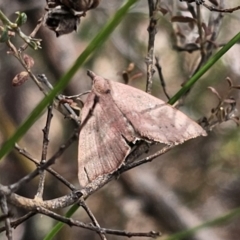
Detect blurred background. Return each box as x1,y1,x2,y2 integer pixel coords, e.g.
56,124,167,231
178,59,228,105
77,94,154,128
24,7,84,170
0,0,240,239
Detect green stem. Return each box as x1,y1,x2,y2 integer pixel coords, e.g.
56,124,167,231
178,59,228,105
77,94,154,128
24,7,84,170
0,10,17,28
168,31,240,105
164,206,240,240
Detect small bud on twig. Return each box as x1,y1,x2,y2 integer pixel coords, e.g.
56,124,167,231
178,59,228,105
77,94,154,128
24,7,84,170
12,71,29,86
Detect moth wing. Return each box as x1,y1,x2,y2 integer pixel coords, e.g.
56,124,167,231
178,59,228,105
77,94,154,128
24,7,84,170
108,80,206,145
78,92,134,187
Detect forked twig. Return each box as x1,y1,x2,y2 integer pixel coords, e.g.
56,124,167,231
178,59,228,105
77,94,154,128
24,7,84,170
15,144,76,191
10,131,78,193
35,104,53,199
0,195,12,240
79,200,107,240
36,206,160,238
0,212,36,233
146,0,159,94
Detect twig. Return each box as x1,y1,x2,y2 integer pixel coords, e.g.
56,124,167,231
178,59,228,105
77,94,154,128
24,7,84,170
203,3,240,13
155,57,170,100
19,16,45,51
15,144,76,191
10,131,78,193
0,212,36,233
35,105,53,199
121,145,174,172
0,195,12,240
64,91,91,99
6,40,47,93
0,213,11,222
146,0,158,94
196,4,205,60
36,206,160,238
79,200,107,240
192,2,224,75
37,74,81,125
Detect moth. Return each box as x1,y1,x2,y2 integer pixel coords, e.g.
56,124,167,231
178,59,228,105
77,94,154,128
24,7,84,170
78,71,207,187
44,0,101,36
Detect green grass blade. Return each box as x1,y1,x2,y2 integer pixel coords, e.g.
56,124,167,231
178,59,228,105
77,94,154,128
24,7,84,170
168,31,240,105
0,0,138,160
164,206,240,240
43,204,79,240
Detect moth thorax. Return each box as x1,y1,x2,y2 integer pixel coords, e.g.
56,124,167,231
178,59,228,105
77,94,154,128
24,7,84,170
93,78,111,94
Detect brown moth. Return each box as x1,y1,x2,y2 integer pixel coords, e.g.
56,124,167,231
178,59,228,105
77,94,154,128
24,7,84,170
78,71,207,187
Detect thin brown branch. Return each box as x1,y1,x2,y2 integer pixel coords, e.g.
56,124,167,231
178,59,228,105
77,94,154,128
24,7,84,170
155,57,170,100
0,212,36,233
36,207,160,238
37,74,81,125
196,4,205,60
19,16,44,51
79,200,107,240
146,0,158,94
203,3,240,13
0,195,12,240
10,131,78,193
35,104,53,199
14,144,76,191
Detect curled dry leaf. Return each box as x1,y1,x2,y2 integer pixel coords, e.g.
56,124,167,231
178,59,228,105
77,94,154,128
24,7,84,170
45,0,101,36
208,86,222,101
158,6,168,15
171,16,196,24
12,71,29,87
226,77,233,88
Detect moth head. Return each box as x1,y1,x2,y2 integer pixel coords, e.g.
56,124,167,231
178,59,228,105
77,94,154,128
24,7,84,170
93,77,111,95
87,70,111,95
44,6,80,36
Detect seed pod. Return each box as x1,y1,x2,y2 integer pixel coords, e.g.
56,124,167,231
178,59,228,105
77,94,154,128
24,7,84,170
15,11,27,26
60,0,100,12
12,71,29,87
23,54,35,69
44,7,80,37
45,0,101,36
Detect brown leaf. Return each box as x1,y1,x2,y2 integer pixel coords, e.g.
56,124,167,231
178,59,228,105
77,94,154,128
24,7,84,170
208,87,222,100
171,16,196,24
223,98,236,104
78,71,206,187
226,77,233,88
158,6,168,15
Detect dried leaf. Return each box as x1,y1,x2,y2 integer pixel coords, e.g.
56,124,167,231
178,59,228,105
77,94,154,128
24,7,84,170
171,16,196,24
226,77,233,88
158,6,168,15
223,98,236,104
208,87,222,101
